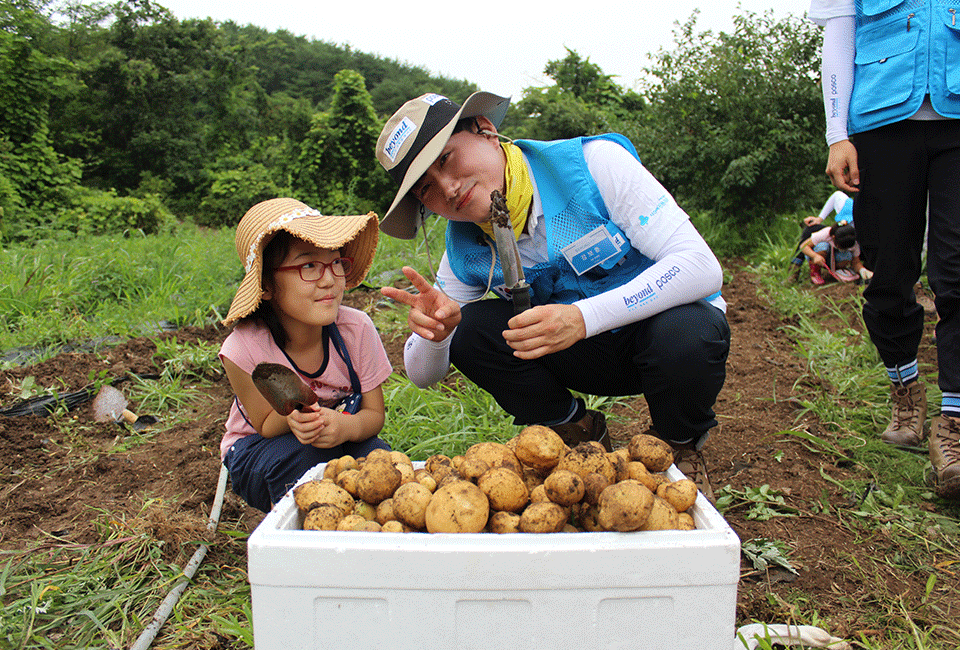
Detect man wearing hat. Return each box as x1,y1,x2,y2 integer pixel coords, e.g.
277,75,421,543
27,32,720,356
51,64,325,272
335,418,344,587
377,92,730,501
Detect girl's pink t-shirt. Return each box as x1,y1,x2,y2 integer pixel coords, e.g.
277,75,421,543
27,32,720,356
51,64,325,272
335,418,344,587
810,227,860,257
218,306,393,460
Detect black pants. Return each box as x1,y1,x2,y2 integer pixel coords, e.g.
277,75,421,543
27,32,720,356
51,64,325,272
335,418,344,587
854,119,960,393
449,299,730,447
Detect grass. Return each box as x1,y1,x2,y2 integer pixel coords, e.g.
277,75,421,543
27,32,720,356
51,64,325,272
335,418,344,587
2,213,960,648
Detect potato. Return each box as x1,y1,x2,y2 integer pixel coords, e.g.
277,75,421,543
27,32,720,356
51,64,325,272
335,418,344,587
425,454,454,475
514,425,566,471
322,458,341,481
395,461,416,485
521,467,546,493
375,498,396,525
425,481,490,533
360,520,384,532
607,449,631,482
458,457,491,482
519,501,568,533
577,503,604,532
338,455,359,473
561,524,580,533
597,480,654,532
488,510,522,534
678,512,696,530
640,495,680,531
392,482,433,530
293,480,355,517
529,483,550,503
543,469,585,507
625,461,659,492
389,450,413,467
336,514,368,531
364,448,392,463
582,471,613,506
303,503,345,531
464,441,523,476
380,520,404,533
335,468,360,497
356,458,402,504
414,468,438,492
657,478,698,513
628,434,674,472
477,466,529,513
354,500,377,521
556,442,617,483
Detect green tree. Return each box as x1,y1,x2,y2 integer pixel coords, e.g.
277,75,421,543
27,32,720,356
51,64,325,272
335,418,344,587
0,0,83,238
294,69,389,214
625,9,828,221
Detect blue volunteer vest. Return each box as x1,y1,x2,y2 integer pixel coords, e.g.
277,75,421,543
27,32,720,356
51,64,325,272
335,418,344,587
850,0,960,134
445,134,656,306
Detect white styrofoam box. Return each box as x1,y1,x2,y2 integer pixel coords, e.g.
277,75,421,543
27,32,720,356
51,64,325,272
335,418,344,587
247,462,740,650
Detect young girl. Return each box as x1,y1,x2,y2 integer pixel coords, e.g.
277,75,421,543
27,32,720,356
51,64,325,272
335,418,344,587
219,198,392,512
799,221,871,285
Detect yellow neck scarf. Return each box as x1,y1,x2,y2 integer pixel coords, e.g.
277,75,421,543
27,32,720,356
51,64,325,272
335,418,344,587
478,142,533,241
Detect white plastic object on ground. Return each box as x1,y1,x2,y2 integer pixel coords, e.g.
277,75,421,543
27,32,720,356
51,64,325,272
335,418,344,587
130,463,229,650
734,623,852,649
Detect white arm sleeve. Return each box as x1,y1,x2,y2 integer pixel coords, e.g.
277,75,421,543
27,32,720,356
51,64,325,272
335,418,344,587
821,16,855,146
818,190,851,220
575,140,724,338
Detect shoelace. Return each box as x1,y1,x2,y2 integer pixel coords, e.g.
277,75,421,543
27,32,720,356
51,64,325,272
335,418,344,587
892,386,922,429
939,418,960,465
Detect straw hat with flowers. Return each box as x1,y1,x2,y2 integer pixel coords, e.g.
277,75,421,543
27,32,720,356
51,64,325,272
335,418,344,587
223,198,379,326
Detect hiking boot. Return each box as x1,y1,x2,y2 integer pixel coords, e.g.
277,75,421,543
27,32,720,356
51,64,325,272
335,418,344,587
550,409,612,452
929,415,960,500
673,445,714,504
783,262,803,286
880,381,927,448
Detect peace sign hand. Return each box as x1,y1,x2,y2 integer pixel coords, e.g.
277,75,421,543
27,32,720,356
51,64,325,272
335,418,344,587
380,266,461,342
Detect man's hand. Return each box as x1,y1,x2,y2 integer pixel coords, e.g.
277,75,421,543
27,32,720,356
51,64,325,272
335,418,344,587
826,139,860,192
502,303,586,360
380,266,461,342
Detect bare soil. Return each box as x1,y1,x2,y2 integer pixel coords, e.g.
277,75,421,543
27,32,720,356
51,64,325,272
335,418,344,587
0,261,950,645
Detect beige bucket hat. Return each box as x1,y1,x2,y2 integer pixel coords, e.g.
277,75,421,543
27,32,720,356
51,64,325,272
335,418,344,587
223,198,379,326
375,91,510,239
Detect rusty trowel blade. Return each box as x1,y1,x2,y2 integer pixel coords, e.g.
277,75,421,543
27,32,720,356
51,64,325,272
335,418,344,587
92,385,129,423
252,363,318,416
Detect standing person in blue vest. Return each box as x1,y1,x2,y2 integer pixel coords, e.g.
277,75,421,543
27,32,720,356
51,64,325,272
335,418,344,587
809,0,960,499
375,92,730,501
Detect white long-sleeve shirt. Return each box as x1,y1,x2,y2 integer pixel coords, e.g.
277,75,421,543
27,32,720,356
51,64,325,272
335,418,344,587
402,139,725,388
810,0,949,146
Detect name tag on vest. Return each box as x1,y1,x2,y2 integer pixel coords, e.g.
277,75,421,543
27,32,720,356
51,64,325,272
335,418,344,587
561,224,628,275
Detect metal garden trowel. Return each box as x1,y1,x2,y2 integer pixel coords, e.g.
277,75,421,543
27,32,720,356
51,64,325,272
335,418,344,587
252,363,318,416
91,384,158,431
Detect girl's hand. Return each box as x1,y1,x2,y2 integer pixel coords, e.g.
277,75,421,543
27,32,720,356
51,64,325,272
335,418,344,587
286,404,325,445
502,304,586,360
380,266,461,342
288,406,353,448
811,253,827,269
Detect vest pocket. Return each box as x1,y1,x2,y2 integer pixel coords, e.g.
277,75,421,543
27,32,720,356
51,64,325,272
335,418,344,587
942,10,960,95
853,18,920,113
861,0,906,16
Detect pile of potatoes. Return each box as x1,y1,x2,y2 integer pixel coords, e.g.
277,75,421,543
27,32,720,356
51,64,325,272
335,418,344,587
293,426,700,534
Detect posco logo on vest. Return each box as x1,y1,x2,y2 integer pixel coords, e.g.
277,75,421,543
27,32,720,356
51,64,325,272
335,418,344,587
623,283,656,309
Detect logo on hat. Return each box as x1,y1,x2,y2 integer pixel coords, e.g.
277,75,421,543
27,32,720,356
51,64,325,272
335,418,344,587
383,117,417,163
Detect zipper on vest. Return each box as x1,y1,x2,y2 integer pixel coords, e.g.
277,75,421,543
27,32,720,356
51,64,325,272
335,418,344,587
907,12,915,31
950,8,956,26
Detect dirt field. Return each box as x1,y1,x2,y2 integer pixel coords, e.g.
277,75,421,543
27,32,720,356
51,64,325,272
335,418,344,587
0,261,951,645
